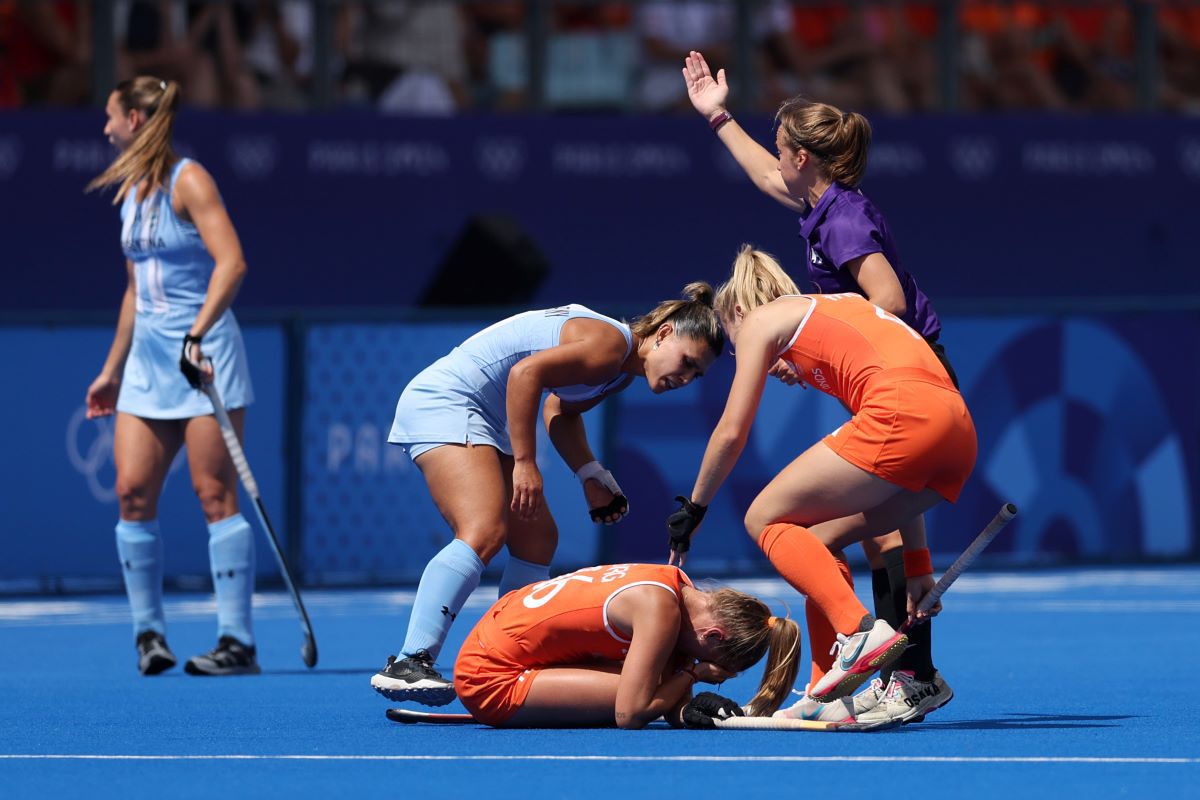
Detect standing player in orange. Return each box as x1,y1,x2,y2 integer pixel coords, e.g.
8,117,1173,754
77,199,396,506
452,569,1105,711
683,50,961,725
454,563,801,728
666,247,976,718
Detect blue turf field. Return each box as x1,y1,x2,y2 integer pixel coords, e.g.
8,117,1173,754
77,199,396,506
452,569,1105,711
2,566,1198,799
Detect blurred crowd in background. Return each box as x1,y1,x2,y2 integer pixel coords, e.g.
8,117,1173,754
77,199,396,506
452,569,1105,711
2,0,1199,113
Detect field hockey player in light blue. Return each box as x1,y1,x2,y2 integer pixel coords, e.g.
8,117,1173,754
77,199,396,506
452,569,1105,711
85,76,259,678
372,285,725,705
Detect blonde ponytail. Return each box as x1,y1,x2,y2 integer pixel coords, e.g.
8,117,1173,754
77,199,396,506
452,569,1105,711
630,281,724,355
87,77,182,204
707,589,802,718
713,245,801,321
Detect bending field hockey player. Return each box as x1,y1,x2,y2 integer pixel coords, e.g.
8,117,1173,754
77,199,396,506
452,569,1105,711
371,287,725,705
684,49,962,726
666,247,977,723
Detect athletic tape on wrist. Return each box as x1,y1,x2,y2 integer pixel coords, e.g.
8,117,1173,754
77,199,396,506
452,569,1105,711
575,460,621,496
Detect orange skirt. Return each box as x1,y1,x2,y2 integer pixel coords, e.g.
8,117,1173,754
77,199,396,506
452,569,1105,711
453,623,539,727
823,372,977,502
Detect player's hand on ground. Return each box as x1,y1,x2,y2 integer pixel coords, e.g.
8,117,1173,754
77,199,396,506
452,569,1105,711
179,334,213,389
906,574,941,620
768,358,801,385
511,460,545,521
682,691,744,729
667,495,707,567
682,50,728,120
85,372,121,418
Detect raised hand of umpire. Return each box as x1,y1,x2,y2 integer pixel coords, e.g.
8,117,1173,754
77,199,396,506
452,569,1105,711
682,50,729,121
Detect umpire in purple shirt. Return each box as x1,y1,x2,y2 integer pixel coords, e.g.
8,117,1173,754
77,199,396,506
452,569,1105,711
683,49,954,726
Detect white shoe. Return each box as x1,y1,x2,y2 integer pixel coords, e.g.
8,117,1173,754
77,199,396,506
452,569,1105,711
855,670,954,726
809,619,908,702
772,685,856,722
850,676,888,716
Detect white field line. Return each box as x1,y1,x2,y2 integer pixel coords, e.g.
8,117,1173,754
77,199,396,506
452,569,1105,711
0,754,1197,764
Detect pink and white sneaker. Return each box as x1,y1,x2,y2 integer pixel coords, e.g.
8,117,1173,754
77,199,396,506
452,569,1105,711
808,618,908,702
772,685,857,723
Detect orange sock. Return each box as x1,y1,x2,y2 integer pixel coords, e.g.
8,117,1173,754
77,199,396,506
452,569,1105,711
758,523,867,635
807,558,854,687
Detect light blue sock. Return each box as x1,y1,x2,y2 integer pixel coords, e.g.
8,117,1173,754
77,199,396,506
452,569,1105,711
499,555,550,597
208,513,255,646
400,539,484,662
115,519,165,636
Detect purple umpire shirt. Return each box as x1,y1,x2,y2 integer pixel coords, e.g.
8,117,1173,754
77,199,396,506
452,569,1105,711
797,182,941,340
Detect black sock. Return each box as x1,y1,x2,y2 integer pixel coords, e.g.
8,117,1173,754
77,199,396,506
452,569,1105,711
881,547,937,682
871,558,899,685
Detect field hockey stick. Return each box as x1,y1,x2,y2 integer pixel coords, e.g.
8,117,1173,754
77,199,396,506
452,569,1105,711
899,502,1018,634
200,379,318,668
386,708,896,732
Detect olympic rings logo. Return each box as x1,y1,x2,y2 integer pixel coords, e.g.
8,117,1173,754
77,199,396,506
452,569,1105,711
66,406,117,502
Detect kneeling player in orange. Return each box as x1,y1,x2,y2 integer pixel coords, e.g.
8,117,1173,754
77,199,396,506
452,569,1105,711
454,563,800,728
667,247,977,719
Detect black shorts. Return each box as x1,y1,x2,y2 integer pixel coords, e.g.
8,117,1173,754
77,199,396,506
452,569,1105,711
924,337,959,389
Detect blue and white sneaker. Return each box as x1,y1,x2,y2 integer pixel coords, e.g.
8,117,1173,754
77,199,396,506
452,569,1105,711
809,618,908,702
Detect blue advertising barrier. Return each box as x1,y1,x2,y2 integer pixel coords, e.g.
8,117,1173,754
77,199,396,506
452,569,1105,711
0,324,286,591
2,307,1196,593
2,112,1199,311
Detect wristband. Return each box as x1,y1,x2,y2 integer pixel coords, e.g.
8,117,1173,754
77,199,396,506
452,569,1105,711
903,548,934,578
708,110,732,133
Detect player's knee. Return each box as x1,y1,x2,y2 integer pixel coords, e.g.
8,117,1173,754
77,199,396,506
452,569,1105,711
115,477,155,518
458,522,507,564
193,478,235,522
743,503,771,541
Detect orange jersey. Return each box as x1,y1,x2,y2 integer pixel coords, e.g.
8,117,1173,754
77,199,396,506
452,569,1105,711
455,564,692,725
779,293,955,410
476,563,691,666
778,294,976,502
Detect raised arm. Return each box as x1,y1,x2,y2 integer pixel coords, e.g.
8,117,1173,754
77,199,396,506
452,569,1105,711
507,319,630,520
683,50,805,214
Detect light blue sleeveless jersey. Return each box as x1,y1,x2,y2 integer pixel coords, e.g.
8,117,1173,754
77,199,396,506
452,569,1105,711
115,159,254,419
121,159,217,314
389,304,633,456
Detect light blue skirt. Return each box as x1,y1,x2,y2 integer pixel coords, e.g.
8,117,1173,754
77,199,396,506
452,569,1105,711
387,352,510,460
117,309,254,420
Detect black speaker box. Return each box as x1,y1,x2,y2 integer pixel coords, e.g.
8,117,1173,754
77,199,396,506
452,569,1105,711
419,214,550,306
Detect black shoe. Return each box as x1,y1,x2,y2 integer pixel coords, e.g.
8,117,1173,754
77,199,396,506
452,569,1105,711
136,630,177,676
184,635,262,676
370,650,455,706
